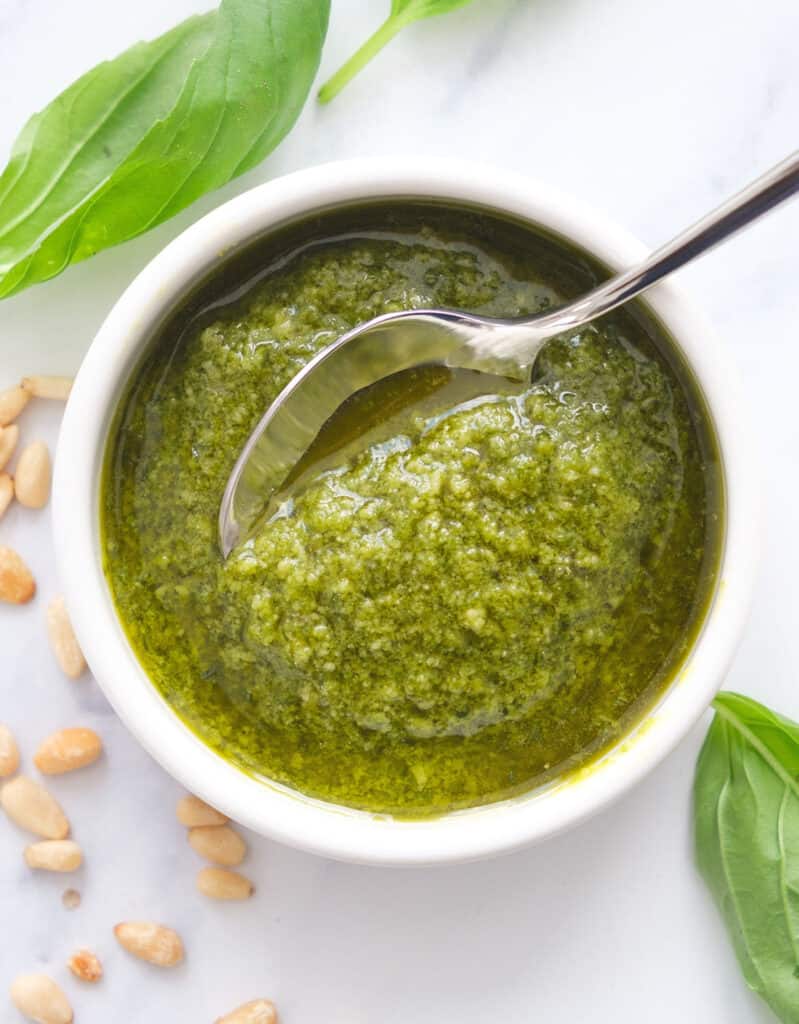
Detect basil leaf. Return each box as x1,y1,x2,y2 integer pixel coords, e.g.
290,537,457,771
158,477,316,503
318,0,476,104
0,0,330,300
695,691,799,1023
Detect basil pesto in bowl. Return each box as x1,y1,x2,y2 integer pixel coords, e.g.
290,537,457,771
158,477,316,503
55,161,755,864
100,199,719,817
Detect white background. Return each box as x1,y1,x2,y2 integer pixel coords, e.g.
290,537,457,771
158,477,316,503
1,0,798,1020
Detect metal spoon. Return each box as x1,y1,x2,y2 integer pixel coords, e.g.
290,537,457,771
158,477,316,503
220,152,799,556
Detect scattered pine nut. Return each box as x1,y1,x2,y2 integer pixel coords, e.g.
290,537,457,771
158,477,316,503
177,793,228,828
197,867,254,901
34,727,102,775
9,973,73,1024
67,949,103,983
215,999,278,1024
0,546,35,604
46,597,86,679
114,921,184,967
188,824,247,866
0,385,30,426
0,473,13,520
62,888,81,910
0,723,20,777
0,423,18,471
21,376,73,401
0,775,70,839
24,839,83,872
14,440,51,509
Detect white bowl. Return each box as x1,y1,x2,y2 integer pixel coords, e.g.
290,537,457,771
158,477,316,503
54,158,758,866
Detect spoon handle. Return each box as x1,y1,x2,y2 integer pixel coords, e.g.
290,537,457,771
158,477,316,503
519,150,799,342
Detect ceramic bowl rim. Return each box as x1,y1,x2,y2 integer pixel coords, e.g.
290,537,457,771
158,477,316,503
53,157,758,866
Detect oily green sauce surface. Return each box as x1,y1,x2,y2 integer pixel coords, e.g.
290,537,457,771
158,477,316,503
102,203,721,816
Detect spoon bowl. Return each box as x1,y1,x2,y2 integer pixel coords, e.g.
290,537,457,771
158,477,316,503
219,308,535,555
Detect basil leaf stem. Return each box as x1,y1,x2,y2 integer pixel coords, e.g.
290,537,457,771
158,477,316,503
318,0,476,104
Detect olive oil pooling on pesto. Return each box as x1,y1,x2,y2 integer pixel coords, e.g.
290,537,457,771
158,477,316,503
102,203,720,816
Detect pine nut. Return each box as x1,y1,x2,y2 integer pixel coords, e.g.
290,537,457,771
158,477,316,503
21,376,73,401
188,824,247,866
215,999,278,1024
24,839,83,872
0,473,13,520
0,775,70,838
0,723,20,777
114,922,184,967
0,546,35,604
177,793,228,828
0,423,18,470
62,889,81,910
0,385,30,426
46,597,86,678
67,949,103,983
14,440,51,508
34,727,102,775
197,867,254,901
10,973,73,1024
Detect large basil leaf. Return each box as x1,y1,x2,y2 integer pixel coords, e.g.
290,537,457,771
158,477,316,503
0,0,330,300
318,0,477,103
695,691,799,1023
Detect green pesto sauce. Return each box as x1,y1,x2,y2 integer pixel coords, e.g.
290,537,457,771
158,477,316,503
102,203,720,816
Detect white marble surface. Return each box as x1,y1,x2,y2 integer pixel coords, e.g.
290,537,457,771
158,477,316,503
1,0,798,1020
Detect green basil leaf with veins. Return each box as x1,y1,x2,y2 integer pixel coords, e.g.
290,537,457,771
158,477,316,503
695,691,799,1023
0,0,330,300
318,0,477,104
